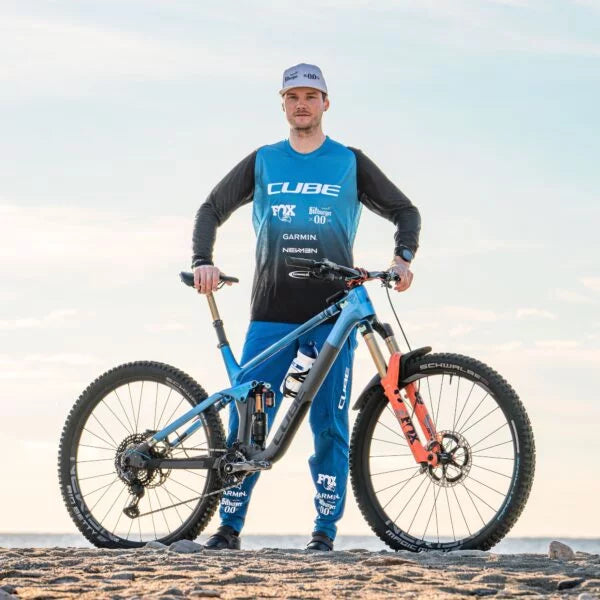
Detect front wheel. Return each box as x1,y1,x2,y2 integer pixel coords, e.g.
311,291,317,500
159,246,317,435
350,353,535,552
58,361,226,548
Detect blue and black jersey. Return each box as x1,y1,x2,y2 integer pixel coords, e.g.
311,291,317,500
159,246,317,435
192,137,420,323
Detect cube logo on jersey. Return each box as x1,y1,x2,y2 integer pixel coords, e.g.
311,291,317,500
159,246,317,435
267,182,341,197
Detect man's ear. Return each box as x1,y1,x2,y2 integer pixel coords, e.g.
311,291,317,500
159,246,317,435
323,96,330,112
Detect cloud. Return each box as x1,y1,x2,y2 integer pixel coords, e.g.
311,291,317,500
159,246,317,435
554,288,594,304
0,204,253,285
581,277,600,293
0,309,82,330
516,308,557,320
144,321,185,333
0,352,100,379
0,12,272,96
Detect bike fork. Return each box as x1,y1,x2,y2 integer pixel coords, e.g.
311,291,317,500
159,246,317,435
360,322,440,468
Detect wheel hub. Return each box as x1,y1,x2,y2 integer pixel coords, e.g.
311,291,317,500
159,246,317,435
427,430,472,487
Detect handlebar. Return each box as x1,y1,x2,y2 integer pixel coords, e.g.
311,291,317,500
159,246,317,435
179,271,239,288
285,257,400,285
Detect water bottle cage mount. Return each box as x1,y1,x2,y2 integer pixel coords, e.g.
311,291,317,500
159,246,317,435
281,369,310,398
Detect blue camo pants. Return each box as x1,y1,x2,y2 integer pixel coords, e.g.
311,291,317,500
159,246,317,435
219,320,356,540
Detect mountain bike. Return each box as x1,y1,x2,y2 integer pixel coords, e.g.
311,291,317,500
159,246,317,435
58,258,535,551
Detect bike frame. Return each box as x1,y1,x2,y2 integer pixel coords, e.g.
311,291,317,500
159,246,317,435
146,281,440,470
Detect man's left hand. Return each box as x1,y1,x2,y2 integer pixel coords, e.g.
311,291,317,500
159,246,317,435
390,257,414,292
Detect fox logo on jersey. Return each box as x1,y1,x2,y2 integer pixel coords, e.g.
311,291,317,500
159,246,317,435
271,204,296,222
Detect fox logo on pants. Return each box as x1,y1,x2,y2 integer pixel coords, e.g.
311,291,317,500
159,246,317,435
317,473,336,492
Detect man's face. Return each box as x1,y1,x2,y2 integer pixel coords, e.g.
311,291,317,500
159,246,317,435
282,87,329,132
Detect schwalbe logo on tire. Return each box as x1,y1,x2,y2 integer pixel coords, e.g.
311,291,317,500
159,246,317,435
420,363,489,386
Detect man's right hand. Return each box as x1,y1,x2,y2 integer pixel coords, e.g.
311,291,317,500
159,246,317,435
193,265,223,294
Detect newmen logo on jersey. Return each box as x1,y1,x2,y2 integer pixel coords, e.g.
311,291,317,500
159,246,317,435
267,182,341,197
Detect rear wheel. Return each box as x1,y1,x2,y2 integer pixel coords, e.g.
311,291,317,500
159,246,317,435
350,353,535,551
58,361,226,548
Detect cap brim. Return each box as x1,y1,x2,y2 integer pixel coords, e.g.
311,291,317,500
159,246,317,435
279,84,328,96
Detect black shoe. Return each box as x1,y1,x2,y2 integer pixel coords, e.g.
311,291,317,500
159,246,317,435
306,531,334,552
204,525,241,550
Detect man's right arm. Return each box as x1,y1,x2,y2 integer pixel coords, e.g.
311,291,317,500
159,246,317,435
192,150,257,293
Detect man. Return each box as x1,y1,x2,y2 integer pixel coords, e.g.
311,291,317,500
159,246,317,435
192,63,420,551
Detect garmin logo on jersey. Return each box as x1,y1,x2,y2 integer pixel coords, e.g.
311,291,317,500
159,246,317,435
268,182,341,197
271,204,296,223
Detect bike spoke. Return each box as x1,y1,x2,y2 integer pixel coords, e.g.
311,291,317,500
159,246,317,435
90,413,119,448
83,427,116,450
113,389,135,433
79,443,114,452
456,392,489,434
99,484,127,527
467,474,507,497
461,481,497,515
472,439,512,454
371,466,421,477
453,381,475,434
394,475,428,522
445,487,456,541
102,398,132,435
376,468,421,497
460,406,500,436
471,463,512,479
451,485,471,536
469,423,509,451
156,388,174,431
421,484,441,541
452,376,461,432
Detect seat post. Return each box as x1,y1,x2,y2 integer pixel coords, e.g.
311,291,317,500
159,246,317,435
206,292,229,349
205,292,221,321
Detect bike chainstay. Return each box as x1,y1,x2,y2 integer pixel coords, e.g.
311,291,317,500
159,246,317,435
134,447,249,519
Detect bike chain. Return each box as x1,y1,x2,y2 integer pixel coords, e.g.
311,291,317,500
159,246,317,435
134,447,244,519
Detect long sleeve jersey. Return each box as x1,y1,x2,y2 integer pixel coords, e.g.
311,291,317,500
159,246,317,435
192,136,421,324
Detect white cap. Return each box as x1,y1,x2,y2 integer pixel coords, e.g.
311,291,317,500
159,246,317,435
279,63,328,96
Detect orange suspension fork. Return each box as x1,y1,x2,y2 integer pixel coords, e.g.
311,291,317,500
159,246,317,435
380,352,440,467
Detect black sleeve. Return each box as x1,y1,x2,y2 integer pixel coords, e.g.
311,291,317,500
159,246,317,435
349,147,421,256
191,150,258,267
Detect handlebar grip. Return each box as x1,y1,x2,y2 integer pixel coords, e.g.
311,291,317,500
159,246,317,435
179,271,239,287
285,257,316,267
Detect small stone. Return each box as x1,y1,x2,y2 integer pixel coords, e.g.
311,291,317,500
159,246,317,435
549,540,576,560
557,577,585,590
578,594,598,600
110,572,135,581
169,540,204,554
348,548,369,553
161,587,184,596
0,586,17,595
190,590,220,598
145,540,168,550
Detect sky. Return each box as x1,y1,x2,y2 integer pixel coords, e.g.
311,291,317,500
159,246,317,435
1,0,599,539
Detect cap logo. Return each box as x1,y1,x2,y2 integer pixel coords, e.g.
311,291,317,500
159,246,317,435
303,73,320,80
285,71,298,82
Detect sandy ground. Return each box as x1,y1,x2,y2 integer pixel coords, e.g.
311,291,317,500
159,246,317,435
1,544,599,599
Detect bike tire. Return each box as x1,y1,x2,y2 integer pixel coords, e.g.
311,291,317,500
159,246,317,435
350,352,535,552
58,361,226,548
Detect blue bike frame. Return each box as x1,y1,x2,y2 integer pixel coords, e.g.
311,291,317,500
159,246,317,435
149,285,377,464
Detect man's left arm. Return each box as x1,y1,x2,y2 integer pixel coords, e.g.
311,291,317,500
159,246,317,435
349,147,421,292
